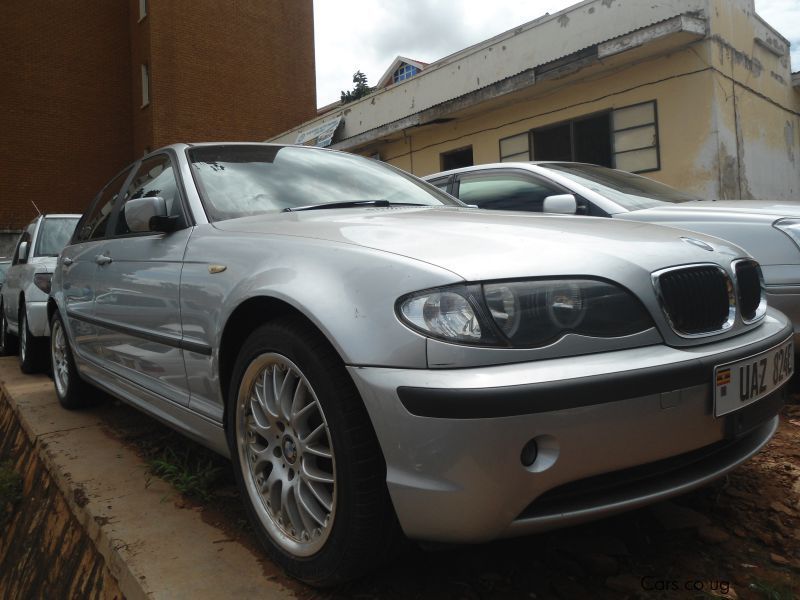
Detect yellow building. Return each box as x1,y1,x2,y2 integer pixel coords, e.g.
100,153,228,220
271,0,800,200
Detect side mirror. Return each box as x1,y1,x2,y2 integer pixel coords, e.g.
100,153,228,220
124,197,177,233
542,194,578,215
18,241,29,261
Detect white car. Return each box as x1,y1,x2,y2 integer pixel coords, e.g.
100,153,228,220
0,214,80,371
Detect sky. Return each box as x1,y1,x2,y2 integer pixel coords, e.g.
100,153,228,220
313,0,800,108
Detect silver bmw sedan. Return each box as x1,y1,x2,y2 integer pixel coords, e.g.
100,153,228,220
49,143,793,585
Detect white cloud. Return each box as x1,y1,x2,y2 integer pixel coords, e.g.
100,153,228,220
313,0,799,108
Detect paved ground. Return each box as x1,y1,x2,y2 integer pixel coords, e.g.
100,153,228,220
2,358,799,599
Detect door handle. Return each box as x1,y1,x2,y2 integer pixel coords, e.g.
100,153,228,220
62,257,74,266
95,255,113,266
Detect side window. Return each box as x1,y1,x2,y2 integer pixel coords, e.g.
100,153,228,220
76,167,133,243
115,155,186,235
456,173,564,212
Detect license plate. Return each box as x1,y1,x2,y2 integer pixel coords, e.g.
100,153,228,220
714,338,794,417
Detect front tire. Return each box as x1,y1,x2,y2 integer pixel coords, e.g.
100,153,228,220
19,305,45,373
50,311,97,409
0,303,18,356
227,317,400,586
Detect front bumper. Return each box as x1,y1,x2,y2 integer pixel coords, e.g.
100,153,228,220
347,311,791,543
766,285,800,346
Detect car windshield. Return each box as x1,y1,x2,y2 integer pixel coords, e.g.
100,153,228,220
542,163,701,211
35,217,79,256
0,261,9,284
188,145,460,221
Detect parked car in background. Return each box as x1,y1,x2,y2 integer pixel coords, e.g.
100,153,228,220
424,163,800,346
0,214,80,371
50,144,792,585
0,258,10,291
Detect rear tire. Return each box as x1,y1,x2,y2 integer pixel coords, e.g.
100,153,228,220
226,317,401,586
19,305,45,373
50,311,97,409
0,303,18,356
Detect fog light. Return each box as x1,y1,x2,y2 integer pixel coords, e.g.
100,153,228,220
520,439,538,467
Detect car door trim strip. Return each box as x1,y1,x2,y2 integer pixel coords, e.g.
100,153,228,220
66,311,212,356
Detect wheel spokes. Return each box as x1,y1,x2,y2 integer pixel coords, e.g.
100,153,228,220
238,352,336,555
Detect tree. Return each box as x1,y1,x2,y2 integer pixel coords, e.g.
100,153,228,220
340,70,373,104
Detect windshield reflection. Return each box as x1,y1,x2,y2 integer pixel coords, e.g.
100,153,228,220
189,145,459,222
543,163,700,211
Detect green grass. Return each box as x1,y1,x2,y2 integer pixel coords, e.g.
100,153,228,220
0,460,23,526
147,446,225,502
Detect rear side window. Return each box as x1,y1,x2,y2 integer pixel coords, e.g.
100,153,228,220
457,173,564,211
76,167,133,242
35,218,80,256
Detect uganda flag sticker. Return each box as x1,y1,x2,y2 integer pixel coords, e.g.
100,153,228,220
716,367,731,397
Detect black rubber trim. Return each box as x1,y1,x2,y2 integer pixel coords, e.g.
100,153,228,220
397,323,793,419
66,311,212,356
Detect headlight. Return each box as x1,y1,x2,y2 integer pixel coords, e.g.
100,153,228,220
398,279,653,347
399,288,493,344
483,279,652,347
33,273,52,295
774,218,800,249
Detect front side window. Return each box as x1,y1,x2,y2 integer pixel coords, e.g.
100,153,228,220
116,155,185,234
188,145,459,222
76,166,133,243
35,218,79,256
457,173,564,211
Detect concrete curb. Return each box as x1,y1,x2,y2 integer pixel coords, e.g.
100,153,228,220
0,358,296,599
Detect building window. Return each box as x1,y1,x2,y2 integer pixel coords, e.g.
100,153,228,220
139,0,147,20
141,64,150,107
611,101,659,173
533,112,612,167
531,101,659,173
440,146,473,171
393,64,419,84
499,132,530,162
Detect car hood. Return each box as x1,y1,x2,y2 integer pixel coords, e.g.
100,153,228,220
630,200,800,221
213,206,745,281
616,200,800,272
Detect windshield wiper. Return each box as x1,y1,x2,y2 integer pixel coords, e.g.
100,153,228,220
283,200,427,212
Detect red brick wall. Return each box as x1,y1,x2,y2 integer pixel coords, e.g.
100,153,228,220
147,0,317,147
130,1,154,158
0,1,133,230
1,1,316,231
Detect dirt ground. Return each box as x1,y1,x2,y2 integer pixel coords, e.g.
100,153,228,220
98,396,800,600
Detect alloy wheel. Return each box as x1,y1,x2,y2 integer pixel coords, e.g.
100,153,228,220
236,353,336,557
51,318,69,397
19,312,27,361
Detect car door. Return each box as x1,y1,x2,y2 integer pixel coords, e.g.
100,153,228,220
91,153,193,406
61,166,134,361
3,220,37,334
